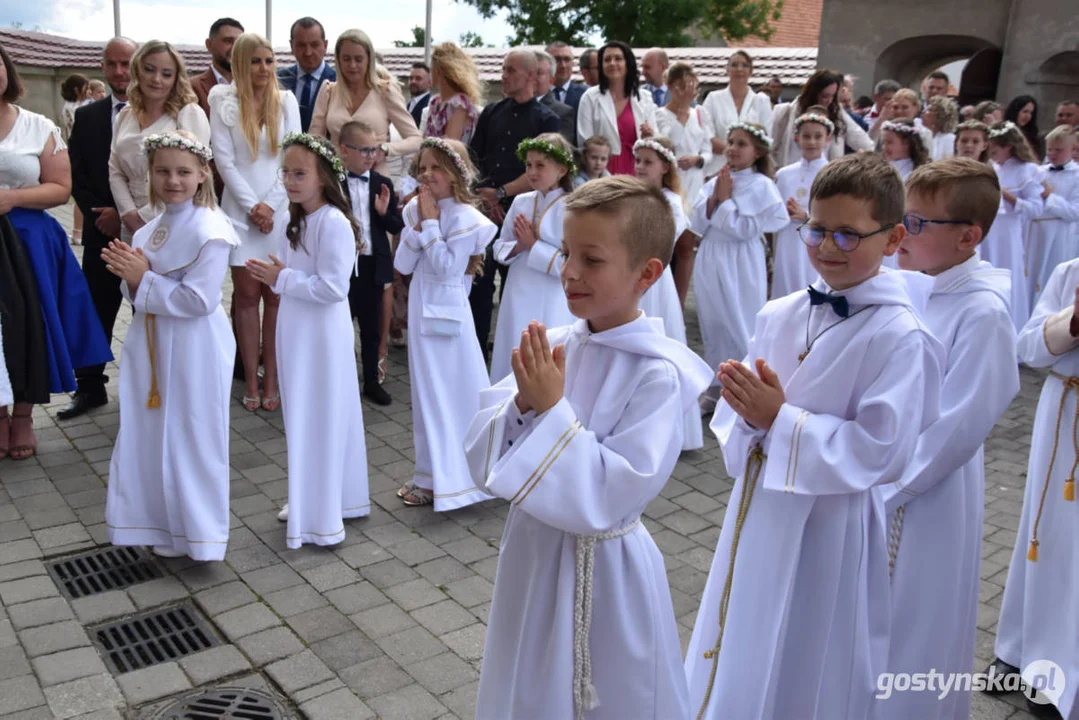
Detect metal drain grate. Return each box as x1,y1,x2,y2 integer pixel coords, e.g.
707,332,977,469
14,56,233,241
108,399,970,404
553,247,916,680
94,603,219,674
48,546,164,599
147,687,288,720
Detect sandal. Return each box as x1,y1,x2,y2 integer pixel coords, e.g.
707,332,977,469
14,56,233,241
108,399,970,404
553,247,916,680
242,396,261,412
9,411,36,461
400,487,434,507
396,482,415,499
261,395,280,412
377,355,388,385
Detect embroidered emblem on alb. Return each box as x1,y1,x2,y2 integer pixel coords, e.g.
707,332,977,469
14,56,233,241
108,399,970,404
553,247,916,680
148,225,170,251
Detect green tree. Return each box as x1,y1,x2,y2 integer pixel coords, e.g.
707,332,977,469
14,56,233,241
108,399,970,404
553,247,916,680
393,25,426,48
459,31,488,47
456,0,782,47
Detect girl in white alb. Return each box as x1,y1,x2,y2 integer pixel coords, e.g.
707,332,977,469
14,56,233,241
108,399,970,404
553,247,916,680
246,133,369,548
393,137,497,510
104,132,238,561
879,119,929,269
490,133,576,383
690,122,789,412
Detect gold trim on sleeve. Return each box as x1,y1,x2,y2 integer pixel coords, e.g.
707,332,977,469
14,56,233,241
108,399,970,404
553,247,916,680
508,420,582,503
517,423,583,504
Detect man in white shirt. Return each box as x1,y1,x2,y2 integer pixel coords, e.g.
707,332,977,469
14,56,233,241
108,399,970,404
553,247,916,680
866,78,901,123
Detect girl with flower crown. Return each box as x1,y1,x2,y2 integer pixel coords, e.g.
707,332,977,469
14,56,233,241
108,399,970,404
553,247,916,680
246,133,370,548
104,130,240,561
689,121,789,414
393,137,497,509
879,118,930,269
489,133,577,384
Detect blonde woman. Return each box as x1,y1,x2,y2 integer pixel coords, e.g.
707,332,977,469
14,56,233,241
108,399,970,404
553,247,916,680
423,42,482,143
309,29,422,174
209,33,300,412
109,41,209,241
923,95,959,161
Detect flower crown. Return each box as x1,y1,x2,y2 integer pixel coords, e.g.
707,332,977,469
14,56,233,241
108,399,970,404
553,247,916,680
516,137,578,177
282,132,346,182
633,139,677,165
727,122,773,148
142,132,213,162
794,112,835,135
881,120,919,135
988,121,1019,140
956,120,989,133
420,137,474,184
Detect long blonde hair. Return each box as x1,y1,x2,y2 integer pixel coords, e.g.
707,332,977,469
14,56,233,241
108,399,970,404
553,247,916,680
416,139,485,275
127,41,198,122
645,136,683,198
334,29,389,109
431,42,483,106
232,33,283,159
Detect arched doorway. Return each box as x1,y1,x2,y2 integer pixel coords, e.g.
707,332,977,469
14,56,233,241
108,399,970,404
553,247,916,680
1025,51,1079,112
959,48,1002,106
874,34,999,90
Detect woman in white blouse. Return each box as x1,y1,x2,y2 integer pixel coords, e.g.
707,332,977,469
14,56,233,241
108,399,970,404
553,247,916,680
771,69,874,167
701,51,773,174
576,41,656,175
209,33,300,412
923,95,958,161
108,40,210,242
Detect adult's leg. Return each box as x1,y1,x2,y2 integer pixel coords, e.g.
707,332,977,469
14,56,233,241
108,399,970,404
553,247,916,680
259,283,280,409
379,284,393,365
673,230,697,310
470,247,497,363
232,267,264,406
72,206,83,245
9,401,35,460
63,238,121,417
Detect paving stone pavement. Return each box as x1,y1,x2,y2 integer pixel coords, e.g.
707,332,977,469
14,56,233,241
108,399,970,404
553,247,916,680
0,207,1043,718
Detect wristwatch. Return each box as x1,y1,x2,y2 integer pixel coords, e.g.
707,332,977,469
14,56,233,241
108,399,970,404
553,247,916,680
696,157,705,169
496,186,506,200
379,143,389,156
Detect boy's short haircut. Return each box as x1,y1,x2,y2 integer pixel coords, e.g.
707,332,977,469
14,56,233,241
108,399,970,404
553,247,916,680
906,157,1001,239
583,135,611,152
810,152,905,225
892,88,921,114
565,175,674,268
339,120,376,145
666,62,696,87
88,79,106,92
1045,124,1077,146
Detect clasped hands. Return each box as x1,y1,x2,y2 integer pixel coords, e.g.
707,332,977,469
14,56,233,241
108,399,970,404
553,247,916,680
101,240,150,296
718,358,784,431
512,322,565,416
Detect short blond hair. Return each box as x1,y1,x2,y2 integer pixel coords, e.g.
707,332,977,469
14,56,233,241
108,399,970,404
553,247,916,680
564,176,674,268
1045,124,1077,146
892,88,921,117
583,135,610,152
906,157,1001,238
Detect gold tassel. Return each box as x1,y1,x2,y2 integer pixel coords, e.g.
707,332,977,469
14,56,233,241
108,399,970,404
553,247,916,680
1027,540,1039,563
1065,478,1075,501
145,313,161,409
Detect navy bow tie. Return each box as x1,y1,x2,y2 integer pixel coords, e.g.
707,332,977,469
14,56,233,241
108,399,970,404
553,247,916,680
1049,165,1066,172
807,286,850,318
348,172,369,181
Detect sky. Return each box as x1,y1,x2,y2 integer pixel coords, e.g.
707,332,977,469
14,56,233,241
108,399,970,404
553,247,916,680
5,0,518,48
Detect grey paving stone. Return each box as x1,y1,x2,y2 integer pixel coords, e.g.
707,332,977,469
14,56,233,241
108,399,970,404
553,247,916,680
350,603,416,639
299,687,375,720
0,540,43,566
411,600,477,637
439,536,497,565
234,626,305,667
387,537,447,567
263,583,328,618
19,621,91,658
193,581,256,617
442,575,494,609
309,630,381,672
404,652,479,695
70,591,135,625
224,543,281,573
0,576,59,606
125,577,189,610
31,647,108,687
177,563,238,592
376,626,447,667
291,678,345,705
339,655,413,698
361,558,419,589
384,577,446,612
439,679,479,719
335,541,392,569
324,581,389,615
178,645,252,685
285,606,354,644
0,560,46,584
215,602,280,641
300,560,361,592
265,649,335,695
0,705,53,719
0,675,47,715
115,663,191,706
440,623,486,661
0,644,32,681
66,708,124,720
366,683,447,720
0,619,16,648
239,564,305,595
0,519,32,542
42,674,123,719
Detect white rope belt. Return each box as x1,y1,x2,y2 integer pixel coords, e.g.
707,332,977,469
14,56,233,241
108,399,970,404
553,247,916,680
572,517,641,719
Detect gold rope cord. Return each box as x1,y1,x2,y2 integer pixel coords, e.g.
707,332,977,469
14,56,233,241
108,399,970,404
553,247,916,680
145,313,161,409
1027,371,1079,562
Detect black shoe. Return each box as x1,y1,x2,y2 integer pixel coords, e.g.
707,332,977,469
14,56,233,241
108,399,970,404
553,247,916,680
363,384,392,406
1027,696,1063,719
982,658,1021,695
57,392,108,420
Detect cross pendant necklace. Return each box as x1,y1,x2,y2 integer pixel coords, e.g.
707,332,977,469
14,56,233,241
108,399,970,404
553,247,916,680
799,305,870,363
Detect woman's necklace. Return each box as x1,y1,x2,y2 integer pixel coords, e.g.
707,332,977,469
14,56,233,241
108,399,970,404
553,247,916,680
799,304,871,363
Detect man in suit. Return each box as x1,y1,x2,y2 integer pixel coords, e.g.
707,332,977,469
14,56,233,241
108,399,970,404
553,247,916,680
277,16,335,132
407,62,431,128
60,37,137,419
338,122,404,406
535,51,576,146
578,48,600,88
641,48,670,108
546,41,586,111
191,18,244,115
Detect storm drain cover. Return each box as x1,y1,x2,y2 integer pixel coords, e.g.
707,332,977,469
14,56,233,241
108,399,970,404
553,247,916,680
147,686,287,720
47,546,163,599
93,603,219,674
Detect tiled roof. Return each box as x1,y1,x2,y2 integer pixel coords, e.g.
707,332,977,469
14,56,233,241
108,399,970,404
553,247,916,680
1,28,817,86
730,0,823,49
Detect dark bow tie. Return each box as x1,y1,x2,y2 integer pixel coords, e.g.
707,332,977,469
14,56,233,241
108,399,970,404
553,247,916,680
1049,165,1066,172
807,286,850,318
348,172,369,181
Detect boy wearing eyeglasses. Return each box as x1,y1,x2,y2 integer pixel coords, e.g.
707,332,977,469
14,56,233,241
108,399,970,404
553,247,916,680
686,153,945,720
338,120,403,406
873,157,1019,720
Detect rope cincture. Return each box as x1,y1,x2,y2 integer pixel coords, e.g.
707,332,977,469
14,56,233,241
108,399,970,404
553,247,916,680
1028,371,1079,562
145,313,161,409
695,445,764,720
887,506,905,579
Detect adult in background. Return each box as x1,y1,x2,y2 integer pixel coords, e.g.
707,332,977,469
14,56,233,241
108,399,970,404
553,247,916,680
576,40,656,175
424,43,482,143
1056,100,1079,128
62,37,136,420
1005,94,1042,158
546,41,586,110
59,73,91,245
701,50,772,173
924,70,949,100
535,51,575,145
772,68,874,166
839,73,868,131
277,17,335,132
763,76,783,105
579,49,600,87
641,48,670,108
309,29,421,174
468,49,560,360
0,43,112,458
191,18,244,115
407,62,431,127
865,78,900,125
972,100,1003,125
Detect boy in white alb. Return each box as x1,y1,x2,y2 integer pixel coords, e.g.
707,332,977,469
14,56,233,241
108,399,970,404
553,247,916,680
1030,124,1079,307
874,158,1019,720
464,177,713,720
686,153,944,719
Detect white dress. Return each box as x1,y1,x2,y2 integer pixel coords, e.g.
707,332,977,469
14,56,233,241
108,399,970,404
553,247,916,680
271,206,369,548
105,200,239,561
700,88,773,175
1029,160,1079,308
771,156,826,299
655,106,715,202
881,158,917,271
208,85,301,266
930,132,955,161
688,270,944,720
489,189,574,383
464,314,714,720
0,317,12,406
873,257,1018,720
689,169,789,385
995,259,1079,718
394,197,497,511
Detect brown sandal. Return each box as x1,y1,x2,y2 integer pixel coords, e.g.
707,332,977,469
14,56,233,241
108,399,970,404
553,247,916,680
9,410,36,461
400,488,434,507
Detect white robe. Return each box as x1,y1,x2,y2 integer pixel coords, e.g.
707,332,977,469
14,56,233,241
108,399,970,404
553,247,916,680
689,168,789,385
930,132,956,162
394,197,496,511
771,157,826,299
272,205,369,548
1029,160,1079,308
701,88,773,175
656,106,715,202
106,200,238,561
996,258,1079,718
490,189,574,383
873,257,1018,720
0,316,11,406
463,314,714,720
687,270,944,720
982,158,1045,330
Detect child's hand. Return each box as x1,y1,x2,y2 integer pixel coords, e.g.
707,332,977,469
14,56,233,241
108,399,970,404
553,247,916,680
1042,181,1053,201
375,184,392,216
102,241,150,296
786,197,807,221
718,358,785,430
511,322,565,415
514,214,537,249
1002,189,1017,206
640,121,655,138
245,254,286,287
678,155,701,170
714,166,733,203
417,185,440,222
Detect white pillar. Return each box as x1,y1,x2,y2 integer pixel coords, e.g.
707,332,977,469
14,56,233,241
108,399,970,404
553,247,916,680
266,0,272,43
424,0,432,66
113,0,121,36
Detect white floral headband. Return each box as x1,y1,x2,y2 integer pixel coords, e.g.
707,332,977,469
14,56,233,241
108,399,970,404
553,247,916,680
988,121,1019,140
633,139,677,165
421,137,474,183
881,121,919,136
794,112,835,135
282,132,346,183
728,122,774,148
143,132,213,162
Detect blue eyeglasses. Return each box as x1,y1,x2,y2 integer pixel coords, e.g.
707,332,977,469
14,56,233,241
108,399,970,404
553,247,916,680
797,222,897,252
902,214,973,236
